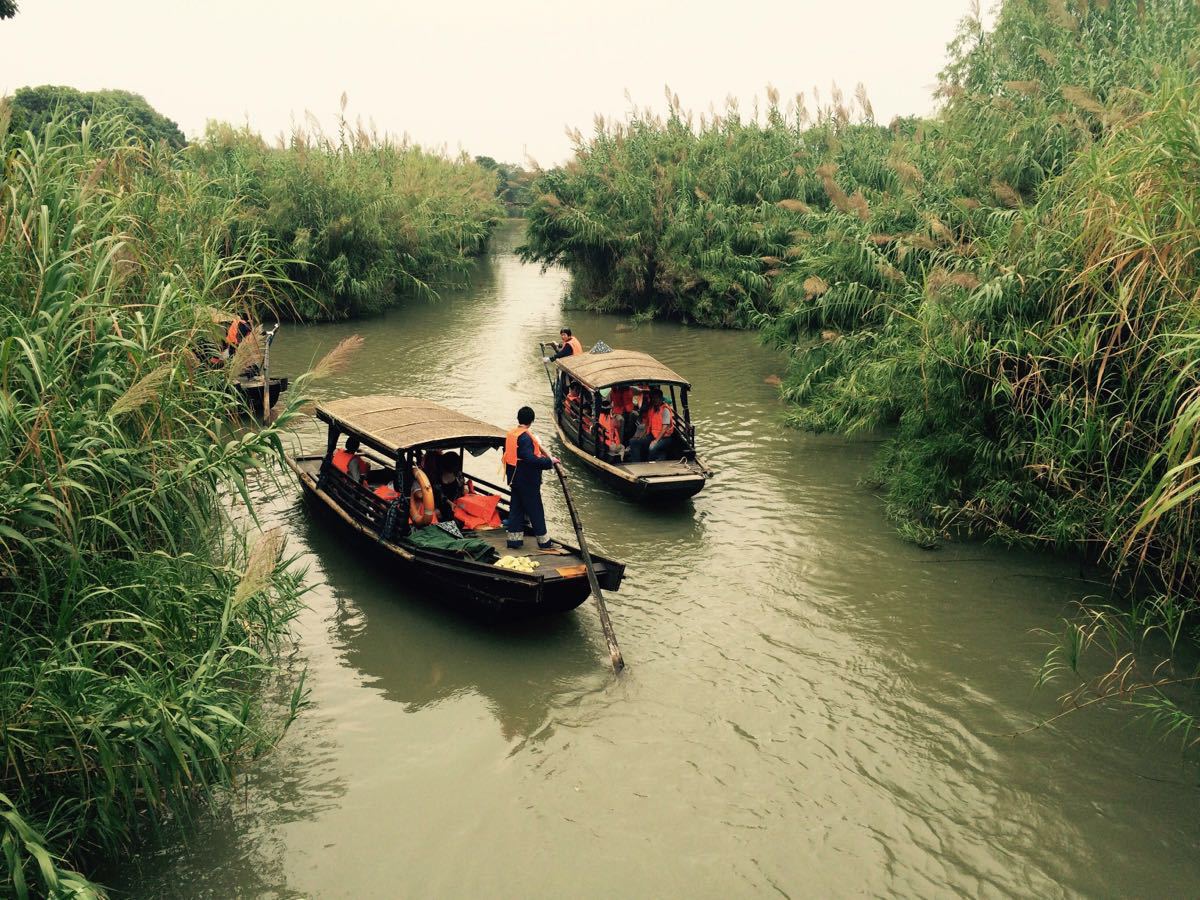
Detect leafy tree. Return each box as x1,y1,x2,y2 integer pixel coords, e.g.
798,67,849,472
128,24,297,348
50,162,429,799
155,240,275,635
7,84,186,147
0,1,17,19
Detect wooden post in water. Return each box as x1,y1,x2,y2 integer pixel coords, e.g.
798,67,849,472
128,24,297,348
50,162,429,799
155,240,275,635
553,461,625,675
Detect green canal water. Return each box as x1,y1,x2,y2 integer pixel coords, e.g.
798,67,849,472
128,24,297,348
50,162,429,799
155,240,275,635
118,221,1199,897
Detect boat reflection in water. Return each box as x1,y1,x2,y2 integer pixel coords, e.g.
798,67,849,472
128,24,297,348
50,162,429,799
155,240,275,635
298,500,606,741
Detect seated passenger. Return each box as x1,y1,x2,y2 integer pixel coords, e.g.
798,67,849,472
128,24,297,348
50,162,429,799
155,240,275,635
629,388,677,462
435,452,466,522
597,402,626,461
331,435,371,484
374,472,402,503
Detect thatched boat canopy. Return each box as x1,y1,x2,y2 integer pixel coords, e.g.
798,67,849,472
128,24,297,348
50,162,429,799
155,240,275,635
554,350,690,390
316,395,507,457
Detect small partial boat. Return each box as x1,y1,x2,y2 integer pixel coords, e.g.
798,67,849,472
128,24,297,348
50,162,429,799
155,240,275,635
545,349,710,501
234,374,289,412
287,395,625,619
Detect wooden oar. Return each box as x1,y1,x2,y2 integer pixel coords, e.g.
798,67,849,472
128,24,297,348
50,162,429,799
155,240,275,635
537,341,557,394
553,461,625,674
260,323,274,420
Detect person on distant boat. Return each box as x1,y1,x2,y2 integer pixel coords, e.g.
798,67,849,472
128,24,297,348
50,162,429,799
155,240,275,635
331,435,371,484
645,388,678,460
597,400,626,461
503,406,559,549
609,384,636,444
628,388,676,462
223,308,254,360
543,327,584,362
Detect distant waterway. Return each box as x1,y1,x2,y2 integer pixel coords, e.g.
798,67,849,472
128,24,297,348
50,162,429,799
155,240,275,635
117,220,1200,897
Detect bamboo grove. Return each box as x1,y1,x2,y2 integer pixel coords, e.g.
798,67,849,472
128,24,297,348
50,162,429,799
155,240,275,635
522,0,1200,720
0,105,499,895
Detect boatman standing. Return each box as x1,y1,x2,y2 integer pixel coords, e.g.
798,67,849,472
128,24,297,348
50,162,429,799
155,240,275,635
543,327,583,362
503,406,559,549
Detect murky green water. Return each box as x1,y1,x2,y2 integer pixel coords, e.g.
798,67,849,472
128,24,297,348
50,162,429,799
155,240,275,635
119,221,1199,897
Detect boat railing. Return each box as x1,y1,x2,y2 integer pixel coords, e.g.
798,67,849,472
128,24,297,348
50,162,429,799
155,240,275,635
320,466,402,538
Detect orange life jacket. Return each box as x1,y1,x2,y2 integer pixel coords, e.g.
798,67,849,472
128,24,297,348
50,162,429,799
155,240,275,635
503,426,545,467
332,449,369,481
599,412,621,447
331,448,355,475
565,336,583,356
610,386,634,414
226,317,245,347
648,403,676,440
453,491,503,530
373,484,401,502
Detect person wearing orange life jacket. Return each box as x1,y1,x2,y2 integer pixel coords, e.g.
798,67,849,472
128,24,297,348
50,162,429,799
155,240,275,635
502,405,559,549
331,435,371,484
609,385,635,443
597,401,626,461
629,388,677,462
223,309,253,360
432,452,467,522
543,327,584,362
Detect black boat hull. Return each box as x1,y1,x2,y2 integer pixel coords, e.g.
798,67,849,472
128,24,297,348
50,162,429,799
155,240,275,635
235,376,289,414
290,458,623,621
554,416,707,502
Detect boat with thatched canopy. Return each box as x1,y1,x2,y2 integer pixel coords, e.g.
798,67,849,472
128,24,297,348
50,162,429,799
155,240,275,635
287,395,625,619
544,349,711,501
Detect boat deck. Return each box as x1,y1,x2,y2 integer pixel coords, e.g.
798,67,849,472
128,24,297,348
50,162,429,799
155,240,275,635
435,527,592,582
293,456,601,583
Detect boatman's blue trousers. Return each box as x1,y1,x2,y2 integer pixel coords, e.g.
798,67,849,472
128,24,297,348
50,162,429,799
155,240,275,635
505,481,547,543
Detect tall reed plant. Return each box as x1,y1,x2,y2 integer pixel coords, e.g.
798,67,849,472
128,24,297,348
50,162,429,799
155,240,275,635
0,111,314,896
191,104,503,321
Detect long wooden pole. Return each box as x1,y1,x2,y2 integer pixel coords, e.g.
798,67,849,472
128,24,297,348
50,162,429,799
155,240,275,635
260,326,271,420
553,461,625,675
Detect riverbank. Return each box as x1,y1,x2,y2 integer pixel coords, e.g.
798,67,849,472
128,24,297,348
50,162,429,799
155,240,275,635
0,113,325,897
519,0,1200,728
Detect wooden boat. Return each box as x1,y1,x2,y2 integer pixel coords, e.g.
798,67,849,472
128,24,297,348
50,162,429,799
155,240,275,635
287,395,625,620
547,349,710,501
234,374,288,412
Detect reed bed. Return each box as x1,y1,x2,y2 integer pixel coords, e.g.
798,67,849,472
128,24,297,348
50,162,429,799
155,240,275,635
191,105,503,321
522,0,1200,735
0,113,317,896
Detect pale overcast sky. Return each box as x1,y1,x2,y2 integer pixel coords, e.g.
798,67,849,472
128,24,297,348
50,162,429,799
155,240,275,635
3,1,979,165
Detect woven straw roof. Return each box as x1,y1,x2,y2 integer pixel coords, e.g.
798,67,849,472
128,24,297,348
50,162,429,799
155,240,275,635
554,350,690,390
316,395,507,456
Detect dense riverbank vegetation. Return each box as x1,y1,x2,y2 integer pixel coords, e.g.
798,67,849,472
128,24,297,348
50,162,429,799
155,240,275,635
522,0,1200,723
191,113,502,321
0,110,332,896
7,84,186,148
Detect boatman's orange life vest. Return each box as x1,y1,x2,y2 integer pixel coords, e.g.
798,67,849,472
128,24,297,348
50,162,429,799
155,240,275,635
648,403,676,440
503,426,545,467
565,336,583,356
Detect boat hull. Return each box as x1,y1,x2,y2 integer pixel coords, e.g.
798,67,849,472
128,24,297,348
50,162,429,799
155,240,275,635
235,376,288,414
289,457,622,621
554,416,708,502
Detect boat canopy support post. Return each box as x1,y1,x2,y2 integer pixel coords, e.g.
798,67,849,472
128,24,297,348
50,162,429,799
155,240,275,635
553,461,625,675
